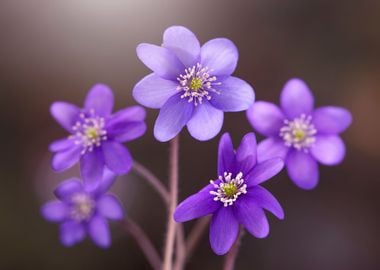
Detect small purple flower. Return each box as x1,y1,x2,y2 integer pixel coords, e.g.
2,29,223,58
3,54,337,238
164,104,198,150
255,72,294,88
133,26,255,142
41,170,123,248
50,84,146,187
247,78,352,190
174,133,284,255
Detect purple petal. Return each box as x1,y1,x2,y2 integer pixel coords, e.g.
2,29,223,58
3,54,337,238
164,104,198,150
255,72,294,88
280,78,314,119
154,93,193,142
41,201,68,222
102,141,132,174
91,167,117,196
235,133,257,174
257,138,289,163
163,25,200,67
60,221,85,247
133,74,178,109
80,148,104,189
209,207,239,255
84,84,114,116
201,38,238,76
312,106,352,134
286,150,319,190
234,197,269,238
247,158,284,186
210,76,255,112
136,44,184,80
49,138,75,152
112,122,147,142
51,145,82,172
311,135,346,165
247,186,284,219
187,101,224,141
217,133,235,176
97,194,124,220
54,178,83,200
88,215,111,248
50,102,80,132
107,106,146,126
247,101,285,136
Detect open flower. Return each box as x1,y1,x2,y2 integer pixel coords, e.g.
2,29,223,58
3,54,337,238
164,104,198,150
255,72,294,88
247,78,352,190
41,170,123,248
174,133,284,255
133,26,255,142
50,84,146,187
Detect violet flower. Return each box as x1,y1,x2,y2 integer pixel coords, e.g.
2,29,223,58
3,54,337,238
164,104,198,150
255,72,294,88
133,26,255,142
50,84,146,187
247,78,352,190
174,133,284,255
41,170,123,248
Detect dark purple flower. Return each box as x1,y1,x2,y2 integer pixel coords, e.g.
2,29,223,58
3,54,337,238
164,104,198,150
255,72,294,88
50,84,146,187
133,26,255,142
174,133,284,255
41,170,123,248
247,78,352,190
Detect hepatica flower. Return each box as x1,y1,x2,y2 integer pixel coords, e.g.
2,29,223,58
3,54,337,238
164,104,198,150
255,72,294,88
50,84,146,186
174,133,284,255
133,26,255,142
247,78,352,190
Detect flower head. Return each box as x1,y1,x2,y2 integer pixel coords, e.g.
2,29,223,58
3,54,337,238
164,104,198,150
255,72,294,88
247,78,352,189
133,26,255,142
49,84,146,187
174,133,284,255
40,170,123,248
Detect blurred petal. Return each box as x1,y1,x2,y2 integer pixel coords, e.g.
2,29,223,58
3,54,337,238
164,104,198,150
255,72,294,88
257,138,289,163
97,195,124,220
41,201,68,222
107,106,146,127
217,133,235,176
235,133,257,174
102,141,132,174
51,146,82,172
247,101,285,136
54,178,83,200
60,221,85,247
247,158,284,186
286,150,319,190
247,186,284,219
92,167,117,196
84,84,114,116
50,102,80,132
113,122,147,142
49,138,75,152
80,149,104,189
311,135,346,165
88,215,110,248
312,106,352,134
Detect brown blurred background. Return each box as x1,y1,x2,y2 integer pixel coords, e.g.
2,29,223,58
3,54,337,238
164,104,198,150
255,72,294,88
1,0,379,269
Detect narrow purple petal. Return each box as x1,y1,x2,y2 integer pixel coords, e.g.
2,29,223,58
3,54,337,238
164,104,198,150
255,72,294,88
107,106,146,126
217,133,235,176
210,76,255,112
50,102,80,132
257,138,289,163
80,149,104,189
112,122,147,142
84,84,114,116
286,150,319,190
201,38,238,76
51,145,82,172
54,178,83,200
247,101,285,136
280,78,314,119
41,201,68,222
187,101,224,141
136,44,184,80
154,93,193,142
209,207,239,255
163,26,200,67
312,106,352,134
91,167,117,196
97,194,124,220
88,215,110,248
102,141,132,174
311,135,346,165
49,138,75,152
247,158,284,186
247,186,284,219
235,133,257,174
60,221,85,247
133,74,178,109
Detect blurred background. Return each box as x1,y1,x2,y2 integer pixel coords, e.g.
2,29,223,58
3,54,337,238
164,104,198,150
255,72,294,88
1,0,379,269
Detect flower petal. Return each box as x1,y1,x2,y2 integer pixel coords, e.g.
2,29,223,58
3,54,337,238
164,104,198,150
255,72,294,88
217,133,235,176
311,135,346,165
51,146,82,172
41,201,68,222
286,150,319,190
247,158,284,186
54,178,83,200
80,148,104,189
60,221,85,247
257,138,289,163
49,138,75,152
280,78,314,119
209,207,239,255
312,106,352,134
84,84,114,116
88,215,110,248
91,167,117,196
102,141,132,174
136,44,184,80
247,186,284,219
133,74,179,109
235,133,257,174
247,101,285,136
210,76,255,112
113,122,147,142
97,194,124,220
107,106,146,127
187,101,224,141
201,38,238,76
50,102,80,132
163,25,200,67
154,93,193,142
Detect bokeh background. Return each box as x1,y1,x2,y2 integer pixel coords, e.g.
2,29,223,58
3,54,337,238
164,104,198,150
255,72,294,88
1,0,379,269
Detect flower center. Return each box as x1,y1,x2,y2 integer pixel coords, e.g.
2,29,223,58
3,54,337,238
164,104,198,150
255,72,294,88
177,63,221,106
279,114,317,152
70,193,95,221
69,109,108,155
210,172,247,207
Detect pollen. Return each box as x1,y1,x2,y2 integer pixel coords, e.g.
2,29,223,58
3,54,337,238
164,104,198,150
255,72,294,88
70,193,95,221
189,77,203,91
210,172,247,207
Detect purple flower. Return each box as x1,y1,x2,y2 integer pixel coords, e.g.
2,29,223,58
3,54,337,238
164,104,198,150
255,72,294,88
50,84,146,187
41,170,123,248
247,78,352,190
174,133,284,255
133,26,255,142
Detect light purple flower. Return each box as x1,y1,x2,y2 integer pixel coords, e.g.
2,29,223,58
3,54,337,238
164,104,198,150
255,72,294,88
174,133,284,255
41,170,123,248
50,84,146,187
247,78,352,190
133,26,255,142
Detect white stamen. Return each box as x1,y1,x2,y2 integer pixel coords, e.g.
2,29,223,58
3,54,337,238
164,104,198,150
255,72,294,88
70,193,95,221
209,172,247,207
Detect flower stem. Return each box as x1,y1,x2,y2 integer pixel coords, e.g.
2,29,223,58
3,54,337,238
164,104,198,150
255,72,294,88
163,136,179,270
173,224,186,270
223,229,244,270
